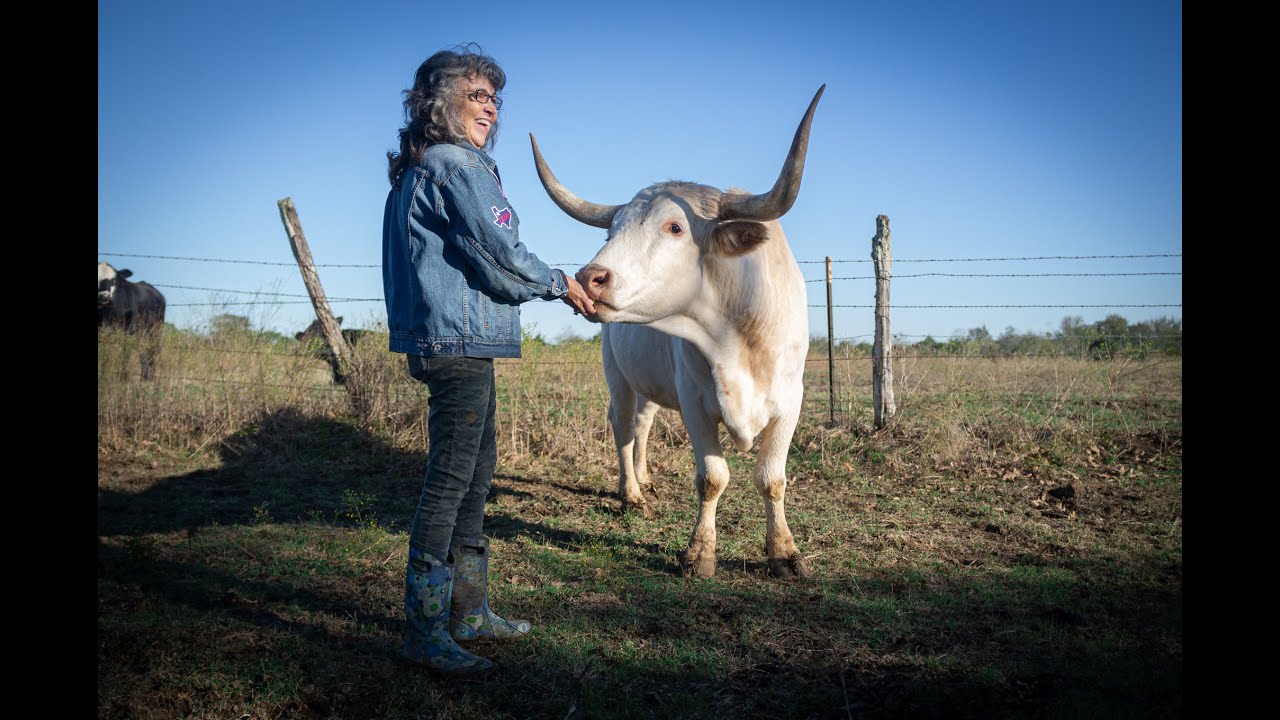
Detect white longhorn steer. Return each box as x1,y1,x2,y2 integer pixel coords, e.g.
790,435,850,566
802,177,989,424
530,86,824,580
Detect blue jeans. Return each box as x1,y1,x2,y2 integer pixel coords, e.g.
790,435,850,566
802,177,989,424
406,355,497,561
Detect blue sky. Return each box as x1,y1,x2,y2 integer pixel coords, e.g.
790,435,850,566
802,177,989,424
99,0,1182,343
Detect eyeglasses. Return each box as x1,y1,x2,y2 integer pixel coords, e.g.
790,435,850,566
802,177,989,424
465,89,503,110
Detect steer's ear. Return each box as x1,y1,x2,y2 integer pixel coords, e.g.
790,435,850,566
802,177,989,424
711,221,769,257
118,269,134,280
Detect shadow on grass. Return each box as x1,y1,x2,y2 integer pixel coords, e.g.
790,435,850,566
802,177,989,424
97,408,564,538
99,408,1181,719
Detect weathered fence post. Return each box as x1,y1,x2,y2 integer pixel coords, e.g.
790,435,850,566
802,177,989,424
277,197,355,384
826,256,836,425
872,215,896,428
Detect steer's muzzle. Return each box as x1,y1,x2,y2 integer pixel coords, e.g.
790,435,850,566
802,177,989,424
576,263,612,302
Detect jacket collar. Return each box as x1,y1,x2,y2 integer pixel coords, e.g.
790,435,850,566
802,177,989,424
451,141,497,171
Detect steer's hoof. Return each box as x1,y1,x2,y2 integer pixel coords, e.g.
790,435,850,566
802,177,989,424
679,551,717,579
767,553,811,580
640,483,660,501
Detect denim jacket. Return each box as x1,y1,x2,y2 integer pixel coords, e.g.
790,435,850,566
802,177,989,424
383,142,568,358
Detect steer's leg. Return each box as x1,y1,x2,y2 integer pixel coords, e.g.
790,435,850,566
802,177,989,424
754,413,810,580
604,340,651,517
633,397,660,501
607,391,651,520
680,410,730,578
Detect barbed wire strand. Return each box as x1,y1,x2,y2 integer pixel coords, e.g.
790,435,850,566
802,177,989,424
812,303,1181,309
835,333,1182,341
154,284,375,302
164,297,1183,309
114,373,1180,409
168,300,382,307
804,271,1183,283
98,330,1184,347
793,253,1183,265
99,337,1180,366
831,333,1182,342
101,252,379,268
103,251,1182,268
97,337,607,365
808,353,1183,362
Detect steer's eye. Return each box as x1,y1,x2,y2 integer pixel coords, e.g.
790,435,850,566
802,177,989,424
667,222,683,235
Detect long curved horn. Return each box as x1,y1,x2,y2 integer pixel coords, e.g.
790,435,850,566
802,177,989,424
718,84,825,222
530,133,621,229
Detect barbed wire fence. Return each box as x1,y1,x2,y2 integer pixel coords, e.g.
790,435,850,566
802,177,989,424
99,216,1182,426
96,333,1184,364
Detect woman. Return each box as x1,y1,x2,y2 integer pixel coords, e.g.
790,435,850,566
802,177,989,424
383,44,594,675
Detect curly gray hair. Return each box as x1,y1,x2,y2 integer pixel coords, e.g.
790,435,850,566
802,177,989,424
387,43,506,187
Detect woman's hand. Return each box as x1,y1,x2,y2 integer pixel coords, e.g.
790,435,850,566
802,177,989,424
563,276,597,319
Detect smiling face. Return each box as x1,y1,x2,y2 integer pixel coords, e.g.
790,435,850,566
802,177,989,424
459,75,497,149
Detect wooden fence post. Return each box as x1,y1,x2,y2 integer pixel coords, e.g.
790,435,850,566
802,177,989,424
277,197,354,383
872,215,896,428
826,256,836,425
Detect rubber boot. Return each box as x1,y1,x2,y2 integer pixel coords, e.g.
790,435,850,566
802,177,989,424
449,537,532,641
401,548,494,674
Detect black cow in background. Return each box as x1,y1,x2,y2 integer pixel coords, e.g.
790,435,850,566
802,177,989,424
295,316,376,384
98,261,166,380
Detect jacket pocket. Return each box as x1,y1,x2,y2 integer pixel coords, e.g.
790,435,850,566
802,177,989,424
464,284,495,334
494,302,507,340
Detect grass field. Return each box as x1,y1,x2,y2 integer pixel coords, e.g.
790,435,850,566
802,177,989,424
98,327,1182,719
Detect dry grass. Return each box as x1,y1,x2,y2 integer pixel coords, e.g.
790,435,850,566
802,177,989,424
99,327,1180,472
98,327,1182,719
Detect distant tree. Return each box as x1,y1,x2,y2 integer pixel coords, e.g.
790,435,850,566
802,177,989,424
1085,315,1129,359
256,330,293,348
1059,315,1087,338
966,326,992,342
915,336,945,353
1056,315,1093,355
941,326,997,356
997,325,1029,355
1130,316,1183,356
1002,326,1054,355
211,314,252,336
1094,314,1130,339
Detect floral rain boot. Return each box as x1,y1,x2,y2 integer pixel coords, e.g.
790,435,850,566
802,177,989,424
449,537,532,641
401,548,494,674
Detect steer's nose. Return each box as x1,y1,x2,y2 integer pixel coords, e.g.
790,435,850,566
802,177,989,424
576,263,611,301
